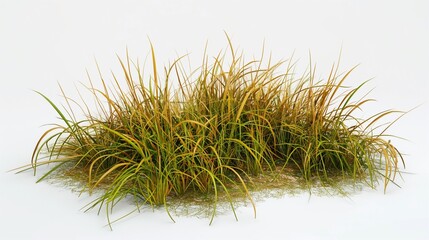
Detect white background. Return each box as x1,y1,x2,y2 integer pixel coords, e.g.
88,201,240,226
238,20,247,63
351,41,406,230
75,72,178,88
1,0,428,239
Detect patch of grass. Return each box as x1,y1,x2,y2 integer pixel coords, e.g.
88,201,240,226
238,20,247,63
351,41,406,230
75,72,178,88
20,39,405,227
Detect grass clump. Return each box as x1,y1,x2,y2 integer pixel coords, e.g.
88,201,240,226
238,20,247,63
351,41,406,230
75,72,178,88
23,39,404,226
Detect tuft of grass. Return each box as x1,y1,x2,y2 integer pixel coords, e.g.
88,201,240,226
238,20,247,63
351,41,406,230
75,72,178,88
20,39,405,227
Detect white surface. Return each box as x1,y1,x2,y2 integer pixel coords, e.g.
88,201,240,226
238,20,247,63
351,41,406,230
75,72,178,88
1,0,428,239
